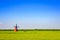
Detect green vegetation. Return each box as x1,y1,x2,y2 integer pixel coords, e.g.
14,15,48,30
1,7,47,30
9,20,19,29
0,30,60,40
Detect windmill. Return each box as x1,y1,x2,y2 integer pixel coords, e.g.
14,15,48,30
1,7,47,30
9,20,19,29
14,24,18,32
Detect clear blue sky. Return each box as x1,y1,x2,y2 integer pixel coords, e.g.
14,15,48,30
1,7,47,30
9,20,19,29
0,0,60,29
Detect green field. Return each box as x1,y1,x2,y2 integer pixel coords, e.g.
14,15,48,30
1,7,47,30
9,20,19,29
0,30,60,40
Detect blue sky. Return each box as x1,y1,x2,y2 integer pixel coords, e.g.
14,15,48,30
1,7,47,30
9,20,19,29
0,0,60,29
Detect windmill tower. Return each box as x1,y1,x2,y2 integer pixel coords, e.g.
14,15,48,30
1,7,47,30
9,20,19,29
14,24,18,32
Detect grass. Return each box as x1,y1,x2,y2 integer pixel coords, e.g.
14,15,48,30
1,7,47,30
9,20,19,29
0,29,60,40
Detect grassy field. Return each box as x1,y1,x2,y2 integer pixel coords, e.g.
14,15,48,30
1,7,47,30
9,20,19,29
0,30,60,40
